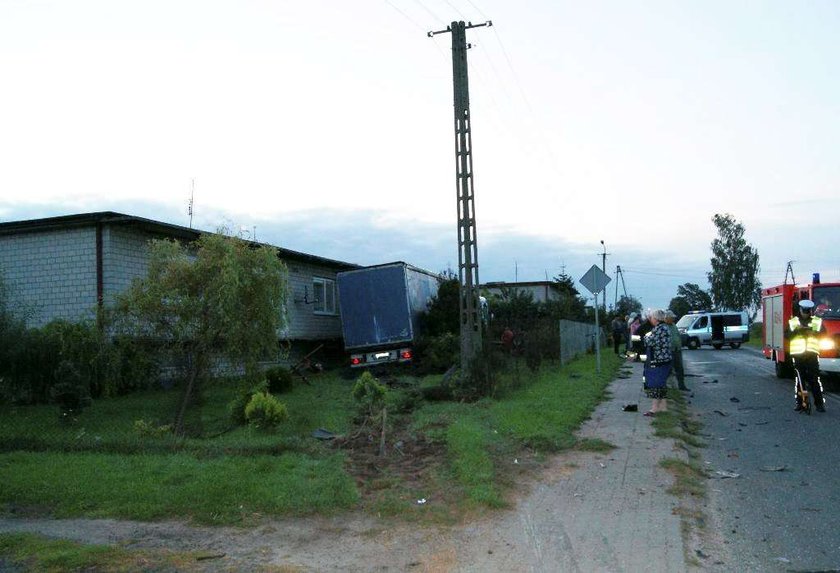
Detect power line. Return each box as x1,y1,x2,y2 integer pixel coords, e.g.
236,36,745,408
411,0,447,26
464,0,489,20
621,268,708,280
441,0,468,21
383,0,449,58
383,0,430,31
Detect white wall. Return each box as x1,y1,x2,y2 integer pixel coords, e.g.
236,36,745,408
0,227,98,326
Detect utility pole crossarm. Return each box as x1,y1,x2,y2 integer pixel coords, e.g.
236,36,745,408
427,20,492,37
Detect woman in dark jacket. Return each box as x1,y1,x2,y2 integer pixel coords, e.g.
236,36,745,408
642,309,673,417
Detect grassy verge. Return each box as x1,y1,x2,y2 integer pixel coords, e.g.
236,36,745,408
651,382,711,565
744,322,763,349
0,451,357,524
0,350,622,525
412,351,622,510
0,374,358,456
0,532,229,573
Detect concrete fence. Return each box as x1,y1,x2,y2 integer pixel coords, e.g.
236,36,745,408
558,319,606,365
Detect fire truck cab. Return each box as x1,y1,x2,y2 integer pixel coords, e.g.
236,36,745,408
762,275,840,379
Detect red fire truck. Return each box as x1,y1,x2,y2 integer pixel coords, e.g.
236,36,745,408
762,273,840,378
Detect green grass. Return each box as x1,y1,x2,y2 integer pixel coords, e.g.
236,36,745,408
413,351,623,507
0,374,358,456
0,532,211,572
659,458,707,498
651,390,706,450
446,416,504,507
0,373,361,524
489,353,620,451
0,351,623,523
0,451,358,524
574,437,616,452
745,322,764,349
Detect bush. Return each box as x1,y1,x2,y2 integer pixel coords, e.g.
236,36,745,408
244,391,289,430
0,318,158,405
105,335,159,395
228,380,269,426
352,371,387,417
414,332,459,374
133,419,174,437
522,322,561,372
419,278,460,337
265,366,294,394
454,342,506,401
50,360,92,422
386,386,423,414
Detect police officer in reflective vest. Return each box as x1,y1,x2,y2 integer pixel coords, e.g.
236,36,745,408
786,299,826,412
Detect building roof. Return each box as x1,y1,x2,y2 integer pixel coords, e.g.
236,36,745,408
0,211,360,270
481,280,560,289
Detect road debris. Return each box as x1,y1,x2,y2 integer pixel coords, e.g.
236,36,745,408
760,466,787,472
196,553,227,561
711,470,740,479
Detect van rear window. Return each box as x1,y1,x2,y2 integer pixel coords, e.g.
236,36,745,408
721,314,742,327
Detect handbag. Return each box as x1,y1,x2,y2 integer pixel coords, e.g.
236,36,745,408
643,363,670,389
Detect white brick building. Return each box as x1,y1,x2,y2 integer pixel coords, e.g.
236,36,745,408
0,212,358,342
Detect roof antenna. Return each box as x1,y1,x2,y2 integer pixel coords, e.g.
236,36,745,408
188,178,195,229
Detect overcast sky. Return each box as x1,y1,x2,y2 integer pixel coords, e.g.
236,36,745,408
1,0,838,309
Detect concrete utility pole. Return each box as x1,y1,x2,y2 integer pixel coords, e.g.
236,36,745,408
600,240,609,310
429,20,492,376
613,265,628,309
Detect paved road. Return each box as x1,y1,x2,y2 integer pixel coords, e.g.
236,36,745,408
683,346,840,572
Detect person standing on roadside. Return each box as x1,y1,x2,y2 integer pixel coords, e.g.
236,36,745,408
664,310,689,391
642,309,673,416
611,315,626,355
627,313,641,357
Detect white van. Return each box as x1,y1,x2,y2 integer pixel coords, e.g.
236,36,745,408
676,310,750,350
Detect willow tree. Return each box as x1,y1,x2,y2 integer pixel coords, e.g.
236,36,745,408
707,213,761,315
115,232,288,435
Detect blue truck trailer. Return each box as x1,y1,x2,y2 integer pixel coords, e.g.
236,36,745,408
336,262,441,368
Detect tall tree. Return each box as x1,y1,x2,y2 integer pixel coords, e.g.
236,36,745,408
552,272,580,297
707,213,761,313
668,283,713,318
114,232,288,436
614,295,643,318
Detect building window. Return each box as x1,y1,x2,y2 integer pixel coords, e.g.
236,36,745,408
312,277,336,315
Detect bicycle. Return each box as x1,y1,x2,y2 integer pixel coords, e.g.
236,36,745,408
794,369,812,415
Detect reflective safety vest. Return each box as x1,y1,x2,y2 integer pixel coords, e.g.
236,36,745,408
788,316,822,355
